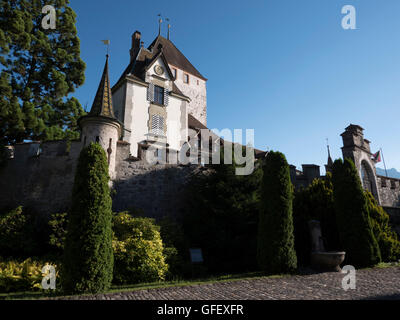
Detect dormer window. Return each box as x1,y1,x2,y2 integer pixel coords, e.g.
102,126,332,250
172,68,177,79
154,85,164,105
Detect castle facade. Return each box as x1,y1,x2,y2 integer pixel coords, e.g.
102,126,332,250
0,31,399,226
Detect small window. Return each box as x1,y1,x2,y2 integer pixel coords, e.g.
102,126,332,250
96,136,100,143
154,85,164,105
184,73,189,84
197,80,199,85
172,68,177,79
381,178,387,188
391,180,396,190
151,114,165,136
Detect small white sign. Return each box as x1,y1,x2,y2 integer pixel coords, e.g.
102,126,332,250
190,248,203,263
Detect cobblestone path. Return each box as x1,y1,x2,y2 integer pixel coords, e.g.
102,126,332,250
63,267,400,300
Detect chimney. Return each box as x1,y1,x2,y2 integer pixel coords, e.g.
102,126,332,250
130,31,141,63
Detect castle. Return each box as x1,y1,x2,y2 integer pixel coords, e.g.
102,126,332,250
0,31,399,228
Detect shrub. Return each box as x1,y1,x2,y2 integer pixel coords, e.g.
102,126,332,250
0,207,51,259
293,173,341,266
0,145,7,171
183,147,262,274
331,158,381,268
365,191,400,262
0,207,27,257
158,217,190,279
48,213,68,252
62,143,114,294
0,258,57,293
112,212,168,284
257,151,297,274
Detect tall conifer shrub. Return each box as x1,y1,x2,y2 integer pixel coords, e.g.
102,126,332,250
62,143,113,294
331,158,381,268
257,151,297,274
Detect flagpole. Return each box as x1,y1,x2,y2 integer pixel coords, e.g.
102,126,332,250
380,148,388,177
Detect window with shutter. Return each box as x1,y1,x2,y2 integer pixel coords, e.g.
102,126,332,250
154,85,164,105
151,114,165,136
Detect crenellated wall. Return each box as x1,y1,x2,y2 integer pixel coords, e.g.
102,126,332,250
377,175,400,207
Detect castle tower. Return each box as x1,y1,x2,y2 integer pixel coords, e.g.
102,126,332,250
341,124,380,203
78,55,122,179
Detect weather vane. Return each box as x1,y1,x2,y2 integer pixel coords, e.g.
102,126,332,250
101,39,110,56
158,14,163,36
166,18,171,40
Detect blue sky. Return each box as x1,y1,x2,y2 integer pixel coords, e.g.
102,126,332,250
69,0,400,173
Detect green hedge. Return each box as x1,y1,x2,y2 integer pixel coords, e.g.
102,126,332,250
366,191,400,262
183,147,262,274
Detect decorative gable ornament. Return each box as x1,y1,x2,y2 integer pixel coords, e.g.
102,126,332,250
154,65,164,76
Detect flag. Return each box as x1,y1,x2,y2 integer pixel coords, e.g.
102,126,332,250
372,151,381,163
101,40,110,45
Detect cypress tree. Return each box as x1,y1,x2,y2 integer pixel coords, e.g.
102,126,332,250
62,143,113,294
257,151,297,274
331,158,381,268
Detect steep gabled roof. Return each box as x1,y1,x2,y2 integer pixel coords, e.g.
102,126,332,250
148,36,207,81
188,114,208,130
112,45,189,101
90,55,116,119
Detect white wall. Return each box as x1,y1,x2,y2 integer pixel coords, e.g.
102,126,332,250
170,64,207,126
119,56,189,157
125,82,149,157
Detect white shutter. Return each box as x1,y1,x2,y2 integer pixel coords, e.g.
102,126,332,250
147,83,154,102
151,114,165,136
164,88,169,106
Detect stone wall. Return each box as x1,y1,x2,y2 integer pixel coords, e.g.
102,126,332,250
0,141,82,215
112,152,201,219
0,140,200,220
383,206,400,237
377,176,400,207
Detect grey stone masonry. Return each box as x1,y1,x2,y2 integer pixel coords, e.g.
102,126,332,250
0,141,82,215
0,139,202,220
377,175,400,207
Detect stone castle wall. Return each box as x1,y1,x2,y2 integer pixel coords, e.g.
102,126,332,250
0,140,199,219
0,141,82,215
377,176,400,207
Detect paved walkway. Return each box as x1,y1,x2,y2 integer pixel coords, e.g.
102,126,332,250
64,267,400,300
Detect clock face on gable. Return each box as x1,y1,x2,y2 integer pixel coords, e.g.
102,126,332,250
154,65,164,76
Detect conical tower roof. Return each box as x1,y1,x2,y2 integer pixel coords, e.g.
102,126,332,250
90,55,116,118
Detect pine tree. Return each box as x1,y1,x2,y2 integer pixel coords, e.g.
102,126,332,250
331,158,381,268
0,0,86,145
62,143,113,294
257,151,297,274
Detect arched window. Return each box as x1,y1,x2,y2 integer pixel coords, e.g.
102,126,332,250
360,160,378,200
